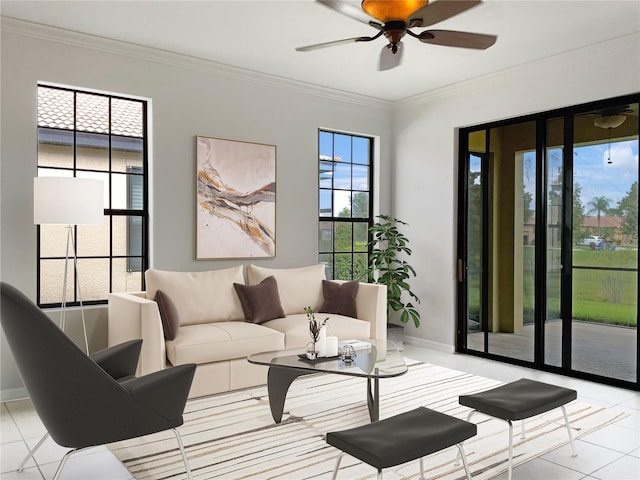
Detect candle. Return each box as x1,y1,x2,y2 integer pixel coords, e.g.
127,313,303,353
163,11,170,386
317,327,327,357
326,336,339,357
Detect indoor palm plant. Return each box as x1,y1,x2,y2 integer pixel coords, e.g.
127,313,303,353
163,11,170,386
363,215,420,328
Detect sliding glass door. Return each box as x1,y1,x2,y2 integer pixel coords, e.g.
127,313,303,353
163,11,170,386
457,94,639,389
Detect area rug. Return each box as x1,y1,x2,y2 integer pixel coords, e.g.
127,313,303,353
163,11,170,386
109,361,627,480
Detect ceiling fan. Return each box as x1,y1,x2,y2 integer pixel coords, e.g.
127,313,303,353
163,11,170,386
296,0,497,71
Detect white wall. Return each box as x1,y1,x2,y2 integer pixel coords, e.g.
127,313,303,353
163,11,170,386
393,33,640,350
0,20,393,398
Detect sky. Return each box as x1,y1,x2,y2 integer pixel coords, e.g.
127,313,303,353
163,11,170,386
524,139,638,211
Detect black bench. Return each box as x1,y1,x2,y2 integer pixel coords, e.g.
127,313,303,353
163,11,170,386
326,406,477,479
459,378,578,480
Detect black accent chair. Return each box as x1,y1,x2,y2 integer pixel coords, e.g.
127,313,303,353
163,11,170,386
0,282,197,480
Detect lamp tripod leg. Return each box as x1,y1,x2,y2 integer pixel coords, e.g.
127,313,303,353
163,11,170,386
68,228,89,354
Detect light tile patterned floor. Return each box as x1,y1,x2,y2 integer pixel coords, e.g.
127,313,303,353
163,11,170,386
1,346,638,479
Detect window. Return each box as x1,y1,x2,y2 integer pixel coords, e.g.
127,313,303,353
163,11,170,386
318,130,373,280
457,93,639,389
37,85,148,307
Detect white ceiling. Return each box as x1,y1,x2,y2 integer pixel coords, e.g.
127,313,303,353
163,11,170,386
2,0,639,102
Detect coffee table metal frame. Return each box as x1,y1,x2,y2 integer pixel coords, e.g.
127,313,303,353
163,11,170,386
248,340,407,423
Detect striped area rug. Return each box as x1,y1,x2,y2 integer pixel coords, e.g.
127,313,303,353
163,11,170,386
109,362,627,480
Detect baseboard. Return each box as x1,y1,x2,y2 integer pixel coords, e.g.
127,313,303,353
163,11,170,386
1,387,28,402
403,335,455,354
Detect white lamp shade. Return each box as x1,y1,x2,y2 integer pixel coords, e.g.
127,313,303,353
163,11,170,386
34,177,104,225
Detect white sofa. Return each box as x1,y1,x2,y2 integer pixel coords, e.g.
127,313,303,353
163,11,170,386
108,264,387,398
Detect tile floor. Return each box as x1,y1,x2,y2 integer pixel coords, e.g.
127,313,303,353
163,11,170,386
1,347,638,479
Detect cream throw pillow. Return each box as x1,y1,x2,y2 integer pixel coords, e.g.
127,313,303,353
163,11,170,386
145,266,245,326
246,264,326,315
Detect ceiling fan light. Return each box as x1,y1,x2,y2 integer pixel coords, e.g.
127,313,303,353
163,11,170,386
594,114,627,129
361,0,428,22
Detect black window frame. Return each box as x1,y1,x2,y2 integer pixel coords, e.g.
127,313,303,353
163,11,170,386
317,129,374,281
36,84,149,308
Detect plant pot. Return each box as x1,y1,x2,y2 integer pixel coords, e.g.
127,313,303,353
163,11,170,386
387,323,404,350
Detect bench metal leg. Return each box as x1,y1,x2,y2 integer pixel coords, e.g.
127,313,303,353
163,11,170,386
561,406,578,457
331,452,345,480
455,410,476,466
457,443,473,480
521,419,526,440
507,420,514,480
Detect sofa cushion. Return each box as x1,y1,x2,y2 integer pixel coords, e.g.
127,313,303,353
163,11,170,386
145,266,245,326
166,322,284,365
264,313,371,349
233,276,286,324
247,264,326,315
320,280,359,318
154,289,180,340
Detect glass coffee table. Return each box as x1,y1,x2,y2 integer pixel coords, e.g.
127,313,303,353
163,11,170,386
247,340,407,423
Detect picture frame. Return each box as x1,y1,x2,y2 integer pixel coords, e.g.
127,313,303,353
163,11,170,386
196,136,276,259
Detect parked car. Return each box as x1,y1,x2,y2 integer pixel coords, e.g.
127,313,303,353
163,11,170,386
577,235,602,248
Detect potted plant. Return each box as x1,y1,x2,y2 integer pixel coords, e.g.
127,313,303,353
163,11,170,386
363,215,420,332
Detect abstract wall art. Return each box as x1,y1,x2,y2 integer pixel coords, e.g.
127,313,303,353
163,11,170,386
196,136,276,259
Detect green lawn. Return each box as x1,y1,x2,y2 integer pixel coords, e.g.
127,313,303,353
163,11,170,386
469,247,638,328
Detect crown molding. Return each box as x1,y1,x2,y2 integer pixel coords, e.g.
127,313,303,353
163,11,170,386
0,16,393,111
394,32,640,111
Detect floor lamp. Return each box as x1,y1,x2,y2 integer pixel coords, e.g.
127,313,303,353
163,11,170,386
33,176,104,354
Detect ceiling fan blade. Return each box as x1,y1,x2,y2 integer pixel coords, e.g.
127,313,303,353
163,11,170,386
296,36,375,52
418,30,497,49
379,41,404,71
316,0,382,28
409,0,482,28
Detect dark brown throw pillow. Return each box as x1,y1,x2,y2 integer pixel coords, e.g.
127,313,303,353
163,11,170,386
319,280,359,318
154,289,180,340
234,276,286,324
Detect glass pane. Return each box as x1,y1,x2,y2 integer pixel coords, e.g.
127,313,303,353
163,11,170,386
466,151,483,352
468,130,486,153
112,98,143,137
39,259,71,305
76,221,109,256
334,253,353,280
335,222,352,252
353,253,368,280
334,191,351,217
353,164,369,191
571,103,638,382
353,222,368,252
319,221,333,253
39,224,68,258
112,258,144,293
319,161,333,188
486,121,536,362
351,192,369,218
319,131,333,160
76,132,109,171
38,128,73,169
352,136,370,165
319,253,333,279
572,269,637,382
38,87,74,130
334,163,351,189
77,258,109,302
545,117,564,368
334,134,352,163
112,136,144,173
111,173,131,209
76,93,109,134
319,189,332,217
